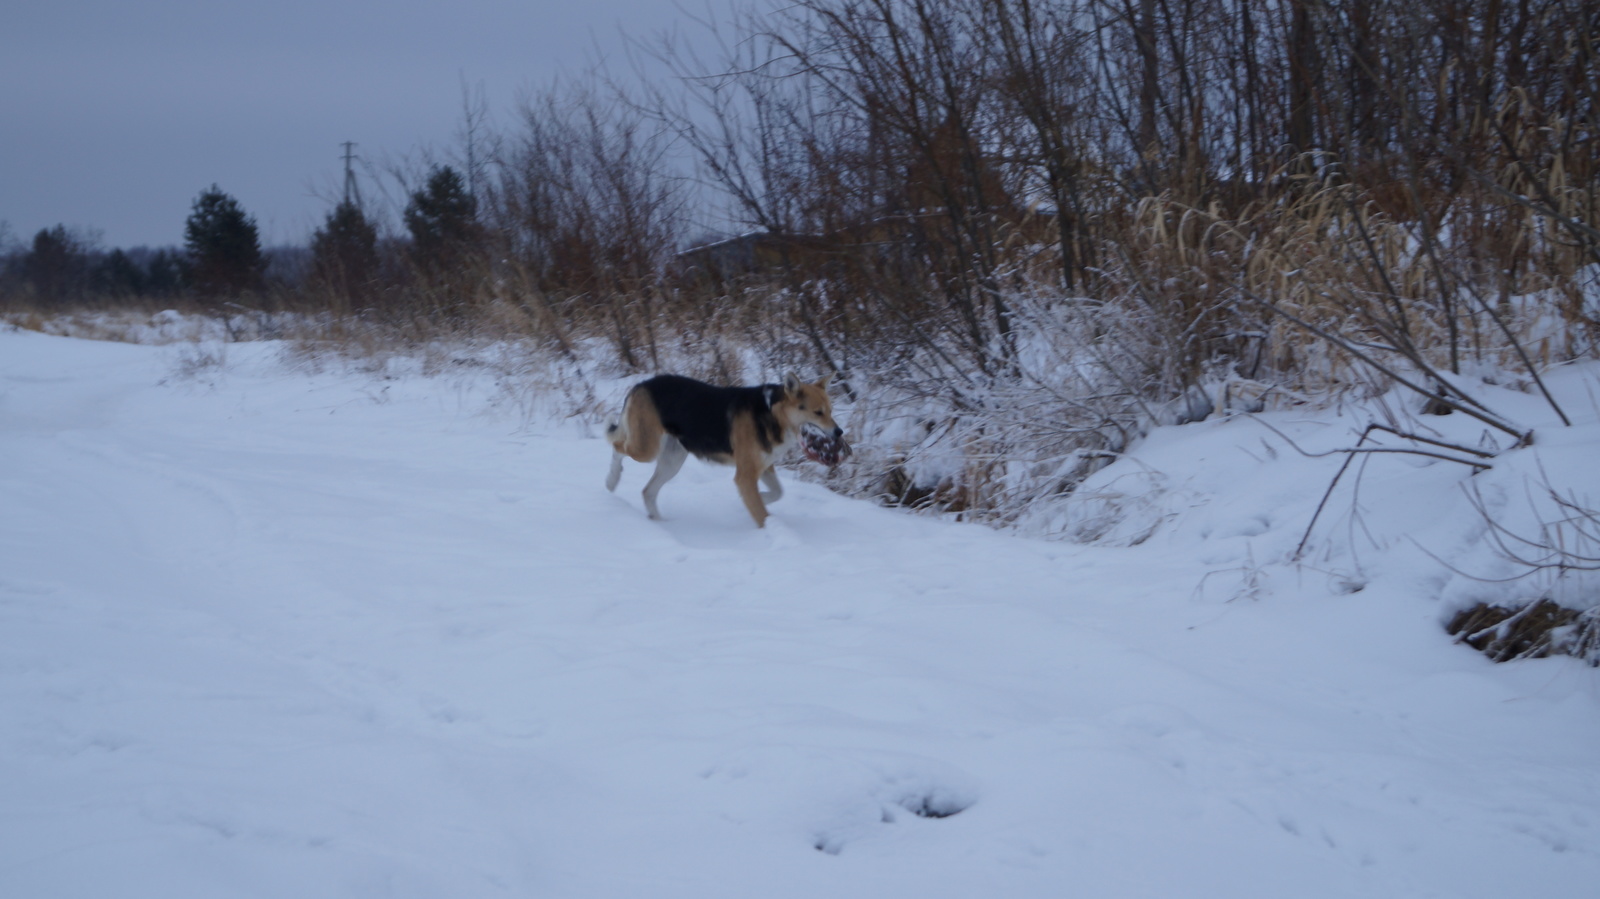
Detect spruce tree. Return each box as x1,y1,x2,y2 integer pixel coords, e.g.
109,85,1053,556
310,200,379,302
22,226,89,304
403,166,482,278
184,185,265,298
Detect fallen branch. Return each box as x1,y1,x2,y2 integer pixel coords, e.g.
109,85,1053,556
1247,418,1495,561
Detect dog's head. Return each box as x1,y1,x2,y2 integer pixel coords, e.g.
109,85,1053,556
777,372,851,466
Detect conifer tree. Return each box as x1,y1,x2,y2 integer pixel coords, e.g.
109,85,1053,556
403,165,482,278
310,200,379,302
22,226,90,304
184,185,265,298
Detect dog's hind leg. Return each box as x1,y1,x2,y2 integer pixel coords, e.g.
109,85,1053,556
607,386,665,495
759,466,783,504
618,389,665,463
641,436,688,520
605,449,625,492
604,416,631,492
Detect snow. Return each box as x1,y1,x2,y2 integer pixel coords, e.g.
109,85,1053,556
3,325,1599,898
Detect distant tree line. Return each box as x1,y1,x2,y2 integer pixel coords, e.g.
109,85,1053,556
0,163,486,314
0,184,266,307
0,225,186,304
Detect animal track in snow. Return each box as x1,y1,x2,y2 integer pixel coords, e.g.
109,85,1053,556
812,780,976,855
895,790,971,820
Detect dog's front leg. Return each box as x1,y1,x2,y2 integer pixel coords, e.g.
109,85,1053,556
734,462,769,527
759,466,783,504
728,414,772,527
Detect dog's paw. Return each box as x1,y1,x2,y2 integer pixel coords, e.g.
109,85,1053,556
762,517,802,549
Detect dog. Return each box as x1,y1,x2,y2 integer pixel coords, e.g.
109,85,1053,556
605,373,848,527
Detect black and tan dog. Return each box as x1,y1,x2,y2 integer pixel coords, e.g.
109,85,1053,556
605,373,849,527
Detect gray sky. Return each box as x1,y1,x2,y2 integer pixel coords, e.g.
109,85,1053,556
1,1,689,250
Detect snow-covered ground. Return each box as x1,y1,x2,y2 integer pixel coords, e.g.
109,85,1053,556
3,326,1598,898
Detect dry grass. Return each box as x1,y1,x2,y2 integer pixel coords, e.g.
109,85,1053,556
1447,599,1600,665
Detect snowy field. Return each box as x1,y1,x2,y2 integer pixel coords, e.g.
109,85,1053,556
3,325,1599,898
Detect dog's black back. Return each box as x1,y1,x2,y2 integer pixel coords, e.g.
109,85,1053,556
638,374,784,458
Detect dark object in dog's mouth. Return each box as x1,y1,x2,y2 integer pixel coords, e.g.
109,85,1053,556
800,423,852,467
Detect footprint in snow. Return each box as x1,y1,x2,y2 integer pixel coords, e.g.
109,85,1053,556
812,775,977,855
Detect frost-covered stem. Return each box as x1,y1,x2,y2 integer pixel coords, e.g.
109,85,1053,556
1458,280,1572,427
1293,426,1370,562
1254,418,1494,471
1258,418,1493,562
1247,290,1531,444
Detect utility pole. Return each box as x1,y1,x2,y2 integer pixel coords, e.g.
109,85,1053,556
458,73,485,207
340,141,362,209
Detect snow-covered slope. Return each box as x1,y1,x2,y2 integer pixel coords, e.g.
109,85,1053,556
3,328,1597,897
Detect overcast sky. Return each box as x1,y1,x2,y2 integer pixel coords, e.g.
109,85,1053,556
1,1,694,250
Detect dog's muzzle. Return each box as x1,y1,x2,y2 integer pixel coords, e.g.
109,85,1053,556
800,422,852,468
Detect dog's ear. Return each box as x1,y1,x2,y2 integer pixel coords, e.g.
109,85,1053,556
814,371,834,389
783,372,803,395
